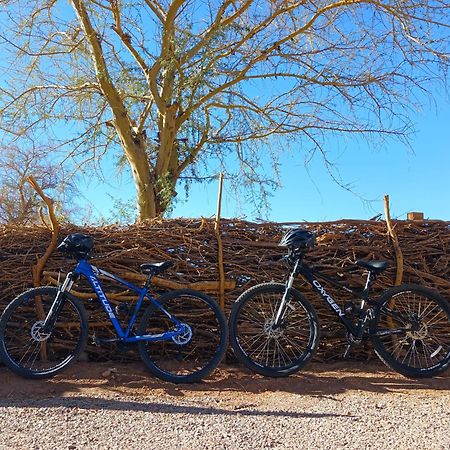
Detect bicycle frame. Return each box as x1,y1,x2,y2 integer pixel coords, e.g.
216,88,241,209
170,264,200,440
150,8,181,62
279,257,377,339
301,264,374,337
46,259,183,343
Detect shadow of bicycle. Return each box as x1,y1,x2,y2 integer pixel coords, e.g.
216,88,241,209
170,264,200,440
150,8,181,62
1,360,449,402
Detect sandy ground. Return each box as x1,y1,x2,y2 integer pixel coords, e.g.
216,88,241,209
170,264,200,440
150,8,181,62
0,361,449,450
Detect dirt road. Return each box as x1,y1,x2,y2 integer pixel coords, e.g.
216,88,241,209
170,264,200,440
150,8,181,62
0,361,449,450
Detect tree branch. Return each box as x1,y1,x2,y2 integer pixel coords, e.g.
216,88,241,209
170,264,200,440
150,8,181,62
175,108,210,177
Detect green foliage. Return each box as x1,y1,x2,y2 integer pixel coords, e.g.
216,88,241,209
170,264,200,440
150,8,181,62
103,195,137,224
156,172,177,216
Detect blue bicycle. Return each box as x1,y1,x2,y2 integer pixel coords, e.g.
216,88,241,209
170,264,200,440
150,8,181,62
0,234,228,383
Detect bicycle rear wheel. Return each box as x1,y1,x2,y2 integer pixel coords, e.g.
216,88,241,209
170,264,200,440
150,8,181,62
229,283,319,377
137,289,228,384
0,287,88,379
371,284,450,378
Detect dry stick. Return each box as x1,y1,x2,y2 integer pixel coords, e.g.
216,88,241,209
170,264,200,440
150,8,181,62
26,176,61,361
27,176,61,286
215,173,225,309
3,218,449,362
384,194,404,285
384,194,404,334
43,271,236,294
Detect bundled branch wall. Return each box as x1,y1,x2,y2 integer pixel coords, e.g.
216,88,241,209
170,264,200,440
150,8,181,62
0,219,448,362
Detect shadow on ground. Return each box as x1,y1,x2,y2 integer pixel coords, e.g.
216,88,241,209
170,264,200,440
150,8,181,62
0,392,353,419
1,360,449,403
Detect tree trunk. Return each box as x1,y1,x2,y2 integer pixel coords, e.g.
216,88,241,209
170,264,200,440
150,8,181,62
129,149,158,221
71,0,161,222
154,103,180,216
120,133,159,221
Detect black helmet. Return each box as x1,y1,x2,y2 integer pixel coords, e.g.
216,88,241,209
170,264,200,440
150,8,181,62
279,228,315,249
57,233,94,258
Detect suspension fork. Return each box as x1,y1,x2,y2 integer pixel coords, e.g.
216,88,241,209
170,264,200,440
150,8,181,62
273,260,299,327
41,272,76,334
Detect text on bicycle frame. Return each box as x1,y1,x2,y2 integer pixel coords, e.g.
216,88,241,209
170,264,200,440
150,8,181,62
89,276,116,319
312,279,345,317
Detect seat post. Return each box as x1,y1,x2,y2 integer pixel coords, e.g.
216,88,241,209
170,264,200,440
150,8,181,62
143,271,154,290
362,270,376,300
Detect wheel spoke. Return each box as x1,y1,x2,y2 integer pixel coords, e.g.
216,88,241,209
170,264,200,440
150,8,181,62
0,287,85,377
137,291,226,382
231,284,318,373
373,287,450,376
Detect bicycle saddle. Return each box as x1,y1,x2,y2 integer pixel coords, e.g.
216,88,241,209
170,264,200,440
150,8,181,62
356,260,388,273
140,261,173,275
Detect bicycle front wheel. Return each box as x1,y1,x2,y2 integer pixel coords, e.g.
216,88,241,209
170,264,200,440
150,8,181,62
229,283,319,377
0,287,88,379
137,289,228,384
371,284,450,378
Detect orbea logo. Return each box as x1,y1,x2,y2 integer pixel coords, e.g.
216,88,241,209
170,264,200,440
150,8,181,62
312,280,345,317
90,276,116,319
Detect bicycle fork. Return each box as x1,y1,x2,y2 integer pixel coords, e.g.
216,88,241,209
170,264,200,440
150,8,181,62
273,261,299,328
41,272,75,334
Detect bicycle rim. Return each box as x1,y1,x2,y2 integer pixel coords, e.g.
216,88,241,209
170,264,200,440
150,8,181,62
138,290,227,383
0,287,87,378
231,284,318,376
372,286,450,377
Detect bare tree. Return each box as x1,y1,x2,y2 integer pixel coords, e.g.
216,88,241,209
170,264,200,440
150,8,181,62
0,146,76,225
0,1,449,220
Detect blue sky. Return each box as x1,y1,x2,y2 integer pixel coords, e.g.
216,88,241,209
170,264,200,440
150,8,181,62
81,92,450,223
1,3,449,224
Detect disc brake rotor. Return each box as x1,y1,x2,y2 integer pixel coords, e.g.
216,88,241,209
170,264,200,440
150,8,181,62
263,319,284,339
30,321,51,342
407,323,428,340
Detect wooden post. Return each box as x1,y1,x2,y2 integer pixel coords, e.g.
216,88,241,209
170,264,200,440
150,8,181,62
214,173,225,310
407,212,424,221
383,194,403,286
383,195,404,335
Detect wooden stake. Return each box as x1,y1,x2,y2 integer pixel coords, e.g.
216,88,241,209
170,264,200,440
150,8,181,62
215,173,225,309
215,173,224,232
383,194,404,336
383,194,404,285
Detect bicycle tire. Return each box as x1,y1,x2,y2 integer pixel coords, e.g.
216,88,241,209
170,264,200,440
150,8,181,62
229,283,319,377
0,286,88,379
137,289,228,384
371,284,450,378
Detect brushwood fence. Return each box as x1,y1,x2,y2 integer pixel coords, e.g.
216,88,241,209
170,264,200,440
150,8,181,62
0,218,448,362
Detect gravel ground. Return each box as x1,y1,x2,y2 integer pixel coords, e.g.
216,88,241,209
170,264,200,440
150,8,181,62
0,361,449,450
